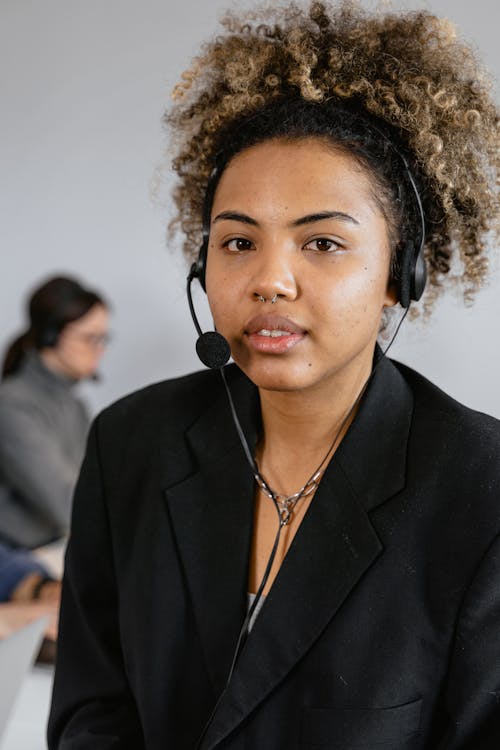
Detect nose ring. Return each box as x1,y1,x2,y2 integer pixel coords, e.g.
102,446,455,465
256,293,279,303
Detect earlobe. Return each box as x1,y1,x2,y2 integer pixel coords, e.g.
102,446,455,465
383,280,399,308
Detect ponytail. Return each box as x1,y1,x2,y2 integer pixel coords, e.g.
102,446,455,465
2,331,34,380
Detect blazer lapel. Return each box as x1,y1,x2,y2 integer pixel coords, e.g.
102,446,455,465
200,464,383,749
164,368,259,695
199,356,414,749
334,354,414,513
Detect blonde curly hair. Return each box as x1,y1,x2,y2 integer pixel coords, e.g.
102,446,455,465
165,1,499,304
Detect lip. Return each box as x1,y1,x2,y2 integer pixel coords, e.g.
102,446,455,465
244,314,306,354
245,314,305,335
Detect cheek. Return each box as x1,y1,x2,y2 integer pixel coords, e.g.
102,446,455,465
54,339,74,361
317,265,389,330
207,294,234,337
206,271,239,332
57,340,88,366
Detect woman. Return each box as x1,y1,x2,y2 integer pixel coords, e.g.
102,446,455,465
49,3,500,748
0,275,109,549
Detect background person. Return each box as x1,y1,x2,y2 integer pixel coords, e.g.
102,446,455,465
0,541,60,651
0,540,57,603
0,275,110,549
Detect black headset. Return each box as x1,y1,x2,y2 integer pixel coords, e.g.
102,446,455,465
37,326,60,348
390,147,427,309
187,141,427,371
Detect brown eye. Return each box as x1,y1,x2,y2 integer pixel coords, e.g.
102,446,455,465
225,238,254,252
304,238,339,252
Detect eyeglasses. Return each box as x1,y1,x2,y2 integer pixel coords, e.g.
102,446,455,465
66,332,112,348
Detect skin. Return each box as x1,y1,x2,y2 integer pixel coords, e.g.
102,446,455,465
0,601,59,641
205,137,397,593
11,573,61,604
4,575,61,641
40,303,110,380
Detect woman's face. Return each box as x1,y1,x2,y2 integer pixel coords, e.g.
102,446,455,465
206,138,397,394
48,303,110,380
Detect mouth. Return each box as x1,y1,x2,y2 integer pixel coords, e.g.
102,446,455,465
244,314,306,354
255,328,294,338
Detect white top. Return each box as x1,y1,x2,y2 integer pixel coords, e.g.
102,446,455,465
247,592,266,632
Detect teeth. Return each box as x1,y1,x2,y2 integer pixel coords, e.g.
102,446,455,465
258,329,290,337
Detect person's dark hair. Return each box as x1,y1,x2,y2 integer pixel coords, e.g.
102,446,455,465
166,0,500,308
2,276,106,379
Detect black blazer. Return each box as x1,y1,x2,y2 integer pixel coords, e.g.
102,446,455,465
48,356,500,749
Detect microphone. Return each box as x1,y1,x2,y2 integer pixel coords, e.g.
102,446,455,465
187,264,231,369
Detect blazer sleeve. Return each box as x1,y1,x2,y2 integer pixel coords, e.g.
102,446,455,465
438,532,500,749
47,418,145,750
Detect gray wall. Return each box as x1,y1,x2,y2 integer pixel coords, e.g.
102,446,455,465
1,0,499,417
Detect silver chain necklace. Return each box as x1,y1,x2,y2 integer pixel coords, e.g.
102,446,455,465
255,469,323,525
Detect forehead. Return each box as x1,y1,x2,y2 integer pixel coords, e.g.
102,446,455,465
67,304,109,331
211,138,382,224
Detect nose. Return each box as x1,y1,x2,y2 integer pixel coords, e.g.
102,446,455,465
248,243,298,303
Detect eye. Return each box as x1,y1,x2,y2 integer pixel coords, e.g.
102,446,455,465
223,237,254,252
303,237,341,253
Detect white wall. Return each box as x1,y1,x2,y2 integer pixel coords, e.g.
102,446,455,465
1,0,499,417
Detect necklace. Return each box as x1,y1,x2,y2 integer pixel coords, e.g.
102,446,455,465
255,469,323,525
252,386,368,527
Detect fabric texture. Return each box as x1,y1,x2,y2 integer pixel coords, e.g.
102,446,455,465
0,351,89,548
48,357,500,749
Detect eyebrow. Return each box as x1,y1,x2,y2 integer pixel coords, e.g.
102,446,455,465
211,209,359,227
292,210,359,226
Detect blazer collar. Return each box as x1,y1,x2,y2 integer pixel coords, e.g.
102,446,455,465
164,355,413,748
335,350,413,512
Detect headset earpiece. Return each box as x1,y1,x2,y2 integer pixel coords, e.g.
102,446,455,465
38,327,59,348
397,241,414,310
397,241,427,309
411,248,427,303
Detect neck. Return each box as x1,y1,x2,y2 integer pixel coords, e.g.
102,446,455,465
39,349,78,381
261,362,371,448
256,354,374,493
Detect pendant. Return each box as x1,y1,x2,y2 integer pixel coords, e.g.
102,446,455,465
254,470,323,526
279,507,292,526
276,495,295,526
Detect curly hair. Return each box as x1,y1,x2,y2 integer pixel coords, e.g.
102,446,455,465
165,1,499,305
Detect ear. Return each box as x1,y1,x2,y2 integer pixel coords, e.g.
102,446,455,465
383,278,399,308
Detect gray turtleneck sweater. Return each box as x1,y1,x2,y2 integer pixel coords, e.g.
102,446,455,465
0,352,89,548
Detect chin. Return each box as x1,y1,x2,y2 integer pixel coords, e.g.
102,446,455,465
235,356,319,393
77,368,97,381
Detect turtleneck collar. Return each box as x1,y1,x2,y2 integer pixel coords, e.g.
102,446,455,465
21,349,79,390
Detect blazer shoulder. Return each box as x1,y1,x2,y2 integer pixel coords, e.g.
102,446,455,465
394,358,500,459
392,360,500,550
94,366,229,438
